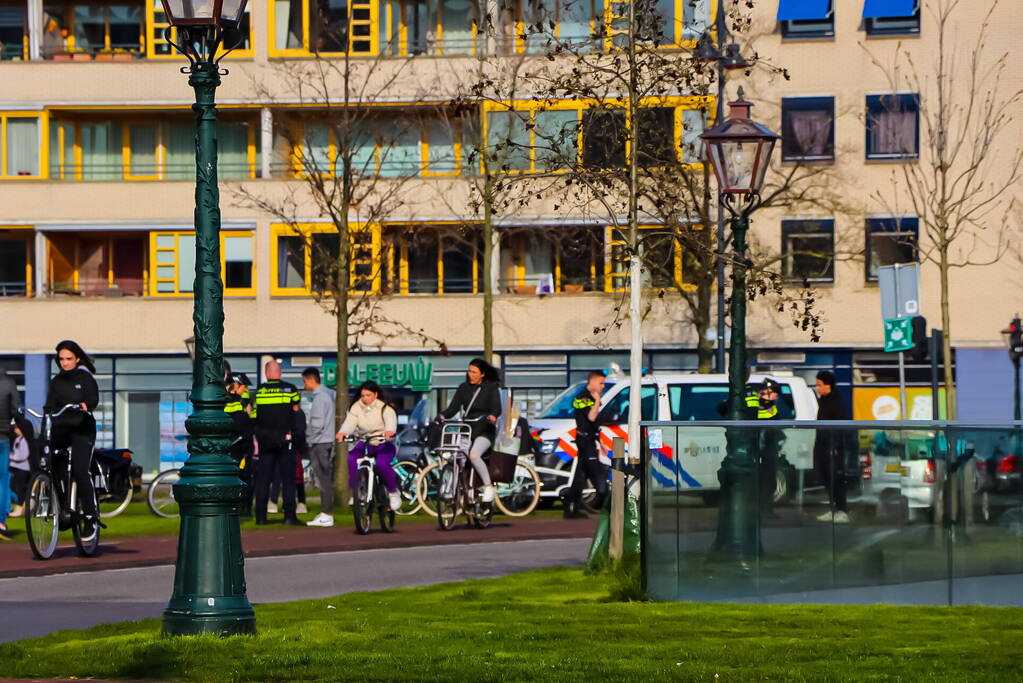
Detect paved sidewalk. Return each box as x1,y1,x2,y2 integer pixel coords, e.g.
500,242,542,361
0,515,596,578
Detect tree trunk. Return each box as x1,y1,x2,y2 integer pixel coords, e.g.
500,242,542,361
482,177,494,364
939,247,956,420
332,210,352,511
625,0,643,453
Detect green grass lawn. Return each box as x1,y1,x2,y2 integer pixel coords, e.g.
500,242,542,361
2,567,1021,682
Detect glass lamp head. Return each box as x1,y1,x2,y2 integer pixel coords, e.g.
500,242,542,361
699,91,780,195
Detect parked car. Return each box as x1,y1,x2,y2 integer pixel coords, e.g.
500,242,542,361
530,372,819,504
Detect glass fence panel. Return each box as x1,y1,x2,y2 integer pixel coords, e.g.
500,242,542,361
642,422,1023,606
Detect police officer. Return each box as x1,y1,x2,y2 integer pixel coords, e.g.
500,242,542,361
225,373,254,517
252,360,304,525
749,378,785,517
563,370,610,520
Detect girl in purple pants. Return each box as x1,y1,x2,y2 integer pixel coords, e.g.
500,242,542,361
336,380,401,510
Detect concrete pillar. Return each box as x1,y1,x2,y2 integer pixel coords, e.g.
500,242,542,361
260,108,273,179
33,229,45,298
27,0,42,60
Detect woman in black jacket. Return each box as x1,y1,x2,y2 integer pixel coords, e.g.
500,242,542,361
45,340,100,541
438,358,502,503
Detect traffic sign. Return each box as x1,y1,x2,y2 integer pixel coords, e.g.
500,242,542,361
878,263,920,320
884,318,914,352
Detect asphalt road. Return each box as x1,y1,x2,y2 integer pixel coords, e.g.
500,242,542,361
0,537,590,643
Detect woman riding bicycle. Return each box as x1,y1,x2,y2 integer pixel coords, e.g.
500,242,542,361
437,358,502,504
45,340,100,543
336,381,402,511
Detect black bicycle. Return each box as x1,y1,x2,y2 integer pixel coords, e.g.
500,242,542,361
349,434,398,535
23,404,101,559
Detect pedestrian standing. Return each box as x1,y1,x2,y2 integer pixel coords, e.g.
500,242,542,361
814,370,852,523
8,423,30,518
749,378,785,518
302,367,336,527
252,360,304,525
225,373,254,517
563,370,609,519
0,367,18,539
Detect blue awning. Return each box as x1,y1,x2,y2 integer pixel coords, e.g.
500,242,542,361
777,0,832,21
863,0,917,18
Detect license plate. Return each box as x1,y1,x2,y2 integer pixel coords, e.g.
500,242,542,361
885,463,902,473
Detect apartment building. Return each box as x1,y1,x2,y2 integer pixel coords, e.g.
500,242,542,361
0,0,1017,469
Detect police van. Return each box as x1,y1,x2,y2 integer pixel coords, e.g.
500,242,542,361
530,372,819,504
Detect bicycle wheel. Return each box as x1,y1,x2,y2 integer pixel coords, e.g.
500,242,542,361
25,473,60,560
99,479,133,519
416,461,443,518
435,463,458,531
71,482,100,557
378,483,396,533
147,469,180,518
352,469,372,535
392,460,422,516
494,462,542,517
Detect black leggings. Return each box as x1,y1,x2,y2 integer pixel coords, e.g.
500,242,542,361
51,422,97,518
567,438,609,509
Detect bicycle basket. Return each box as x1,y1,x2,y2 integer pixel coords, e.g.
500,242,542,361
486,451,518,484
440,423,472,451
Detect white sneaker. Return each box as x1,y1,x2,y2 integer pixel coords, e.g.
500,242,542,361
296,503,308,514
816,511,833,522
267,501,278,514
307,513,334,527
833,511,851,524
481,486,495,504
347,496,354,506
388,492,402,511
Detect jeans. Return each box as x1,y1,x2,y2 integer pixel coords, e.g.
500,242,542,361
348,442,398,493
0,440,10,523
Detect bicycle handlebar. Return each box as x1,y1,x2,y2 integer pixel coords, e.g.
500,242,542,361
24,404,85,419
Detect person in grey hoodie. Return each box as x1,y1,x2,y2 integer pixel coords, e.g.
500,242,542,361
302,367,337,527
0,367,20,538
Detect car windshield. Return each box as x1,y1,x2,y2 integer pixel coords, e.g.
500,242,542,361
668,384,796,420
539,381,617,419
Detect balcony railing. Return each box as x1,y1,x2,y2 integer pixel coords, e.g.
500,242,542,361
0,281,29,296
46,278,146,297
48,161,259,181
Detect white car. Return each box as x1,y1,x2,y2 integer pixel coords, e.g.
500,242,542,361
531,372,819,504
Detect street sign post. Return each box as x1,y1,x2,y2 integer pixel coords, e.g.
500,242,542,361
878,263,920,419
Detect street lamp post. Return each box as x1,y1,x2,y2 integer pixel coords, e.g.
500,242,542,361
700,90,779,561
1002,316,1022,422
159,0,255,637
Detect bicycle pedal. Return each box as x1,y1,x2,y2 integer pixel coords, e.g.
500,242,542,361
98,520,108,529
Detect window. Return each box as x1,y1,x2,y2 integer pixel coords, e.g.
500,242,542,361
1,114,42,179
865,94,919,159
0,5,27,60
150,231,255,296
781,219,835,283
607,226,683,292
668,384,795,420
781,96,834,161
777,0,834,38
582,110,626,168
49,117,258,181
271,223,383,296
40,2,144,58
866,217,918,282
485,106,580,173
378,0,477,56
863,0,920,35
47,232,147,296
271,0,379,56
149,0,253,58
599,385,658,423
501,227,605,293
386,226,480,294
0,229,32,296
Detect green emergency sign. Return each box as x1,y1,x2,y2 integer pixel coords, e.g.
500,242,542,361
322,356,433,391
883,318,914,353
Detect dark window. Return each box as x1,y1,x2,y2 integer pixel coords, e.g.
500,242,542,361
781,97,835,161
0,6,26,60
441,234,479,293
599,385,658,423
866,217,918,282
863,0,920,35
636,107,676,167
0,238,28,296
778,0,834,38
311,0,347,52
866,93,919,159
277,236,306,289
782,219,835,283
405,230,439,294
310,232,340,292
668,384,796,420
582,110,626,168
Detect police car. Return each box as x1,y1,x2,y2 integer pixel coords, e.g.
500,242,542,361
531,372,819,504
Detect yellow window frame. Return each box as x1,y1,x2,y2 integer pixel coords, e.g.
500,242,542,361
603,225,687,293
149,230,256,297
377,0,476,56
290,116,438,179
0,112,48,180
267,0,379,58
146,1,254,59
62,1,146,55
422,118,462,177
270,222,383,296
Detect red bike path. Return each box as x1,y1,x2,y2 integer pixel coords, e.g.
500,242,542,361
0,515,597,579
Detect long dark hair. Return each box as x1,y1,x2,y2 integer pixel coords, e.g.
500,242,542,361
355,380,396,414
55,340,96,374
468,358,500,385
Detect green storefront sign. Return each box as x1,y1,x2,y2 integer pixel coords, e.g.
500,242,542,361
322,356,433,391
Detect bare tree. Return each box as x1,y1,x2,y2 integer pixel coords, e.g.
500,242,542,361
865,0,1022,418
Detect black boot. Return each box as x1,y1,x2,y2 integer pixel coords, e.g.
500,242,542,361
563,500,588,520
283,516,304,526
